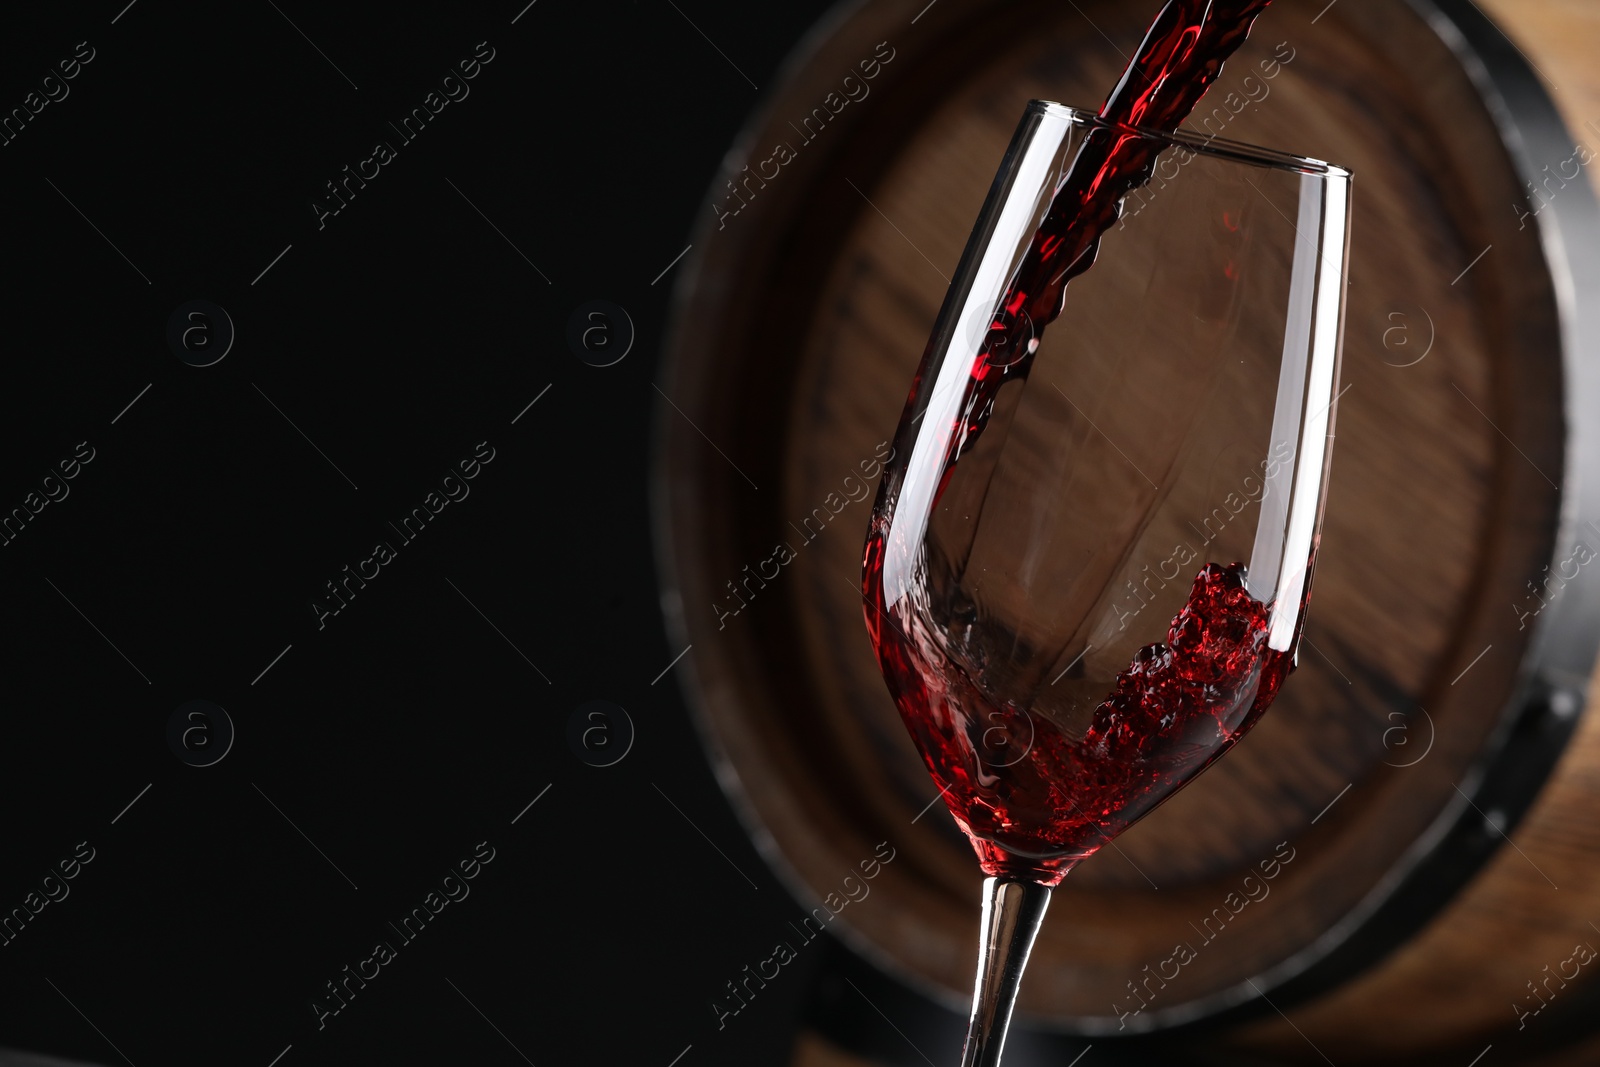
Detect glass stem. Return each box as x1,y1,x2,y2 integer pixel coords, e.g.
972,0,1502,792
959,877,1052,1067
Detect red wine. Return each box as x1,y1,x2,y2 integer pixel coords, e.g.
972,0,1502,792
865,552,1291,884
863,1,1287,884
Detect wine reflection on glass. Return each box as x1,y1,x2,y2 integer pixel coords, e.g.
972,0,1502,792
859,101,1351,1067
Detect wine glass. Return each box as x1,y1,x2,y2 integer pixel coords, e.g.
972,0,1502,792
860,101,1351,1066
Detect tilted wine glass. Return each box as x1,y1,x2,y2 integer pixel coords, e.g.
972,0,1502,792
861,101,1351,1067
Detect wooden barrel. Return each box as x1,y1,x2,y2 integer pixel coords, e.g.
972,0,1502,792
653,0,1600,1061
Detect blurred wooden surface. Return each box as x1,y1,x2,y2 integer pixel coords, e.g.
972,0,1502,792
1479,0,1600,137
793,1032,874,1067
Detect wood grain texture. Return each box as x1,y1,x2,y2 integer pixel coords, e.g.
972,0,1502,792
656,0,1597,1060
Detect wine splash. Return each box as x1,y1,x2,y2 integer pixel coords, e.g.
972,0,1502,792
865,556,1290,884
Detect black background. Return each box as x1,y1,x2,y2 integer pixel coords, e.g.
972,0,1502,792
0,2,878,1065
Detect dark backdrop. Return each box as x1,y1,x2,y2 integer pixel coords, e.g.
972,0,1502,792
0,3,861,1066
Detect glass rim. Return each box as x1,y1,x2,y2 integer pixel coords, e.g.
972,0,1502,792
1030,99,1354,180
